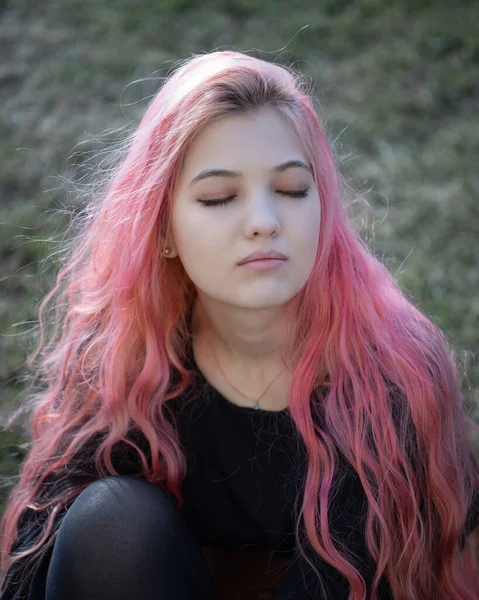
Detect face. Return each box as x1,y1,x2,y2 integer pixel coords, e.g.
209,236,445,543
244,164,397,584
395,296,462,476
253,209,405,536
168,106,321,310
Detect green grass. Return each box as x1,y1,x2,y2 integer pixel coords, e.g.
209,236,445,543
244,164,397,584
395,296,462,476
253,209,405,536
1,0,478,505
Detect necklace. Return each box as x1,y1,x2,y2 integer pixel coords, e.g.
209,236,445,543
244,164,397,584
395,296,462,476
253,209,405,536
210,343,286,411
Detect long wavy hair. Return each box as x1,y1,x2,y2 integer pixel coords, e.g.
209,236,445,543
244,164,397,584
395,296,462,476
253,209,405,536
1,50,478,600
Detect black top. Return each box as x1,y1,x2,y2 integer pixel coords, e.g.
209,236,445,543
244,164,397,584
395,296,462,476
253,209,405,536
173,340,312,557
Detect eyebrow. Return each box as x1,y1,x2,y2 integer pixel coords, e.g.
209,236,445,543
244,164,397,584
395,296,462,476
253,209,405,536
188,159,313,187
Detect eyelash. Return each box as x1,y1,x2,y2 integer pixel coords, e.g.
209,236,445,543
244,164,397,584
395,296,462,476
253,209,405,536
197,188,310,207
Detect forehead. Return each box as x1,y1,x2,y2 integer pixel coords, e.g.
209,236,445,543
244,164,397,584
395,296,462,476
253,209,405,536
180,107,307,177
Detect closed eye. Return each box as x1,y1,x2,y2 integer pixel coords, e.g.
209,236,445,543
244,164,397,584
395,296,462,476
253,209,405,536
197,187,309,207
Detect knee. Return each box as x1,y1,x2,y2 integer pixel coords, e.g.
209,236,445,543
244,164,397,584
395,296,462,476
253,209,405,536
68,474,176,515
45,476,193,598
54,475,185,562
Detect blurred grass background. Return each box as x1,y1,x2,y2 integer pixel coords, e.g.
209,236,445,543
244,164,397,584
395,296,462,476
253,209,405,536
1,0,478,512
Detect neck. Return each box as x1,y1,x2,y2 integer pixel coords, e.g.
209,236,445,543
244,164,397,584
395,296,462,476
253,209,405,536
190,295,291,384
192,295,286,355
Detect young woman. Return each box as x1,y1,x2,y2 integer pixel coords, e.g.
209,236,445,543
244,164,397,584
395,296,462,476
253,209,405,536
1,50,478,600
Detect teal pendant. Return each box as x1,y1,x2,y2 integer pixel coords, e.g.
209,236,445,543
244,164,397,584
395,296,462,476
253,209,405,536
253,403,260,410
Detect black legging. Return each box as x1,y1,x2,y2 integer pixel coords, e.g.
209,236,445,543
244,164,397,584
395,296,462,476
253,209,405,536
43,475,336,600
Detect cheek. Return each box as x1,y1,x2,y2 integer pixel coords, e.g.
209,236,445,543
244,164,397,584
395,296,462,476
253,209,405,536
292,201,321,250
308,212,321,251
176,218,226,258
174,202,222,239
171,211,230,281
291,211,321,281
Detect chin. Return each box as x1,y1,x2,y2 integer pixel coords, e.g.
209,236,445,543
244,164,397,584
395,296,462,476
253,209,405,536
232,293,295,310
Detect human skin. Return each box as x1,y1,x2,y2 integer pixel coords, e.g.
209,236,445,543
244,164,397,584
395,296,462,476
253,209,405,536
165,107,322,406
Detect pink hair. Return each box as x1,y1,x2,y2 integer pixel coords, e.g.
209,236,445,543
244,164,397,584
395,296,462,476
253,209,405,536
1,50,478,599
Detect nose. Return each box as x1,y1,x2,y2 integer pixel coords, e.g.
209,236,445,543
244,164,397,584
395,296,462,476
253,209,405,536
243,192,281,238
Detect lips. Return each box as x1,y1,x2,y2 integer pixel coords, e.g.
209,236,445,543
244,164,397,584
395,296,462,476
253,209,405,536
237,250,287,265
